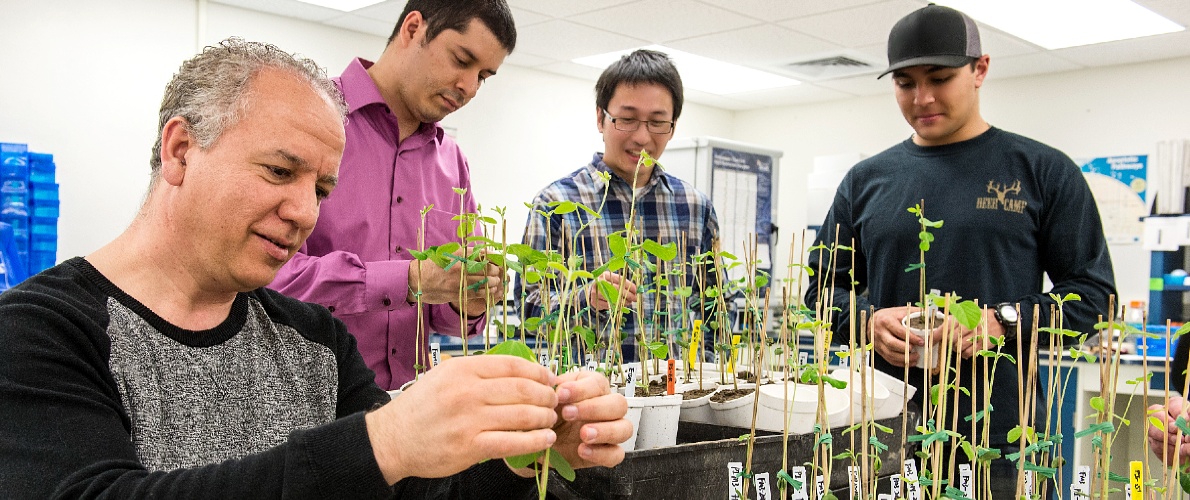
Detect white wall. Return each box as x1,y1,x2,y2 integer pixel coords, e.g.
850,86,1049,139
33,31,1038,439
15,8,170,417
735,56,1190,305
0,0,731,262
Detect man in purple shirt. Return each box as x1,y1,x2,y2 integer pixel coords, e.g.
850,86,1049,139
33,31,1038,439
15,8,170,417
271,0,513,389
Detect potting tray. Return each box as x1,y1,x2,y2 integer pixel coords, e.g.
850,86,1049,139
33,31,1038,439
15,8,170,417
549,403,920,500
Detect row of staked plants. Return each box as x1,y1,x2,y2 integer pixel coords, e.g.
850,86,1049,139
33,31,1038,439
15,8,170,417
405,149,1190,499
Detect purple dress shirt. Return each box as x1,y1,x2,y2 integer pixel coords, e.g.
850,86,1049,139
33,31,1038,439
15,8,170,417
271,58,484,390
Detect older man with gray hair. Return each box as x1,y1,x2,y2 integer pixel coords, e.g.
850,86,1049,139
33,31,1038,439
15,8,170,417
0,38,630,499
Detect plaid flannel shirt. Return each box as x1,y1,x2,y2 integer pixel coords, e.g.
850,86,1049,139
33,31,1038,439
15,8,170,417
517,153,721,356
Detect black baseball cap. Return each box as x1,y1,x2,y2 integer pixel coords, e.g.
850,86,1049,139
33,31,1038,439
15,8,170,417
878,3,981,79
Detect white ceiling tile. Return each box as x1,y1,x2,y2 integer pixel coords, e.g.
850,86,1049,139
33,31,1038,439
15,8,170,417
350,0,405,24
515,20,648,60
505,0,637,18
988,52,1084,80
323,14,393,38
681,89,754,111
504,51,557,68
977,27,1043,59
510,7,551,27
667,24,842,66
568,0,760,44
211,0,342,22
728,84,856,107
702,0,891,22
812,73,896,97
534,61,608,82
1051,30,1190,67
1135,0,1190,25
780,0,926,48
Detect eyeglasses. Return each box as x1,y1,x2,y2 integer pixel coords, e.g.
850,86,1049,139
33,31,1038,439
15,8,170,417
603,109,675,134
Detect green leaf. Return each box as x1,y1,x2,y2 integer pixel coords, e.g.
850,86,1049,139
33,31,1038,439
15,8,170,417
549,200,578,214
452,187,467,195
950,301,983,330
503,451,540,470
608,233,627,257
597,280,619,307
820,374,847,390
644,341,669,359
548,448,576,481
641,239,678,261
1008,426,1022,443
486,340,536,362
575,326,598,349
737,434,751,442
1180,470,1190,494
1151,416,1167,432
1090,396,1105,412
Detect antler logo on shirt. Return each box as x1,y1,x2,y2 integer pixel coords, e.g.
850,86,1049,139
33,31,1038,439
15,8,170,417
977,179,1028,213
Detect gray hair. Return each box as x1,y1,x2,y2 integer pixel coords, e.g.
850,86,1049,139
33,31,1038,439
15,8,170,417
149,37,347,183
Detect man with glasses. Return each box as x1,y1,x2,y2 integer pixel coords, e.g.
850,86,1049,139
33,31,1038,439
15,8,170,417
519,49,720,364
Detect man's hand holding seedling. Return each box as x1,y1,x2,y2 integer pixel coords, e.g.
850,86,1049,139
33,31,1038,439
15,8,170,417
407,246,505,316
364,355,558,484
870,305,927,367
1148,396,1190,466
948,309,1002,359
548,370,632,469
586,271,637,311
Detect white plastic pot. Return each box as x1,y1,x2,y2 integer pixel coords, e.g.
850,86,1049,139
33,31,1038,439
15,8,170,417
708,383,757,428
902,311,946,371
634,394,683,449
676,381,718,424
755,382,850,434
830,367,895,422
621,396,647,452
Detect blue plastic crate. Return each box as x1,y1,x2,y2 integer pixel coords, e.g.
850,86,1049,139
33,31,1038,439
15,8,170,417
27,251,56,274
30,233,56,251
30,199,59,218
30,221,56,237
30,182,58,201
1,143,28,179
28,153,55,183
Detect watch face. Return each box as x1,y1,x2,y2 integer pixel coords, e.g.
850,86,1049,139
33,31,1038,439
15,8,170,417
999,304,1019,323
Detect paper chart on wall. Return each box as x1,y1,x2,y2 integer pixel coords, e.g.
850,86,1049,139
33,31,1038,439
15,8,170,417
1079,155,1147,244
710,147,774,287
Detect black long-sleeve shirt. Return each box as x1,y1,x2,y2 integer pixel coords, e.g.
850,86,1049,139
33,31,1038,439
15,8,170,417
0,258,535,499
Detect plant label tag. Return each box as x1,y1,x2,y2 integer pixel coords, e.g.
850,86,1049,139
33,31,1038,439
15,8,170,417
839,357,849,370
1023,470,1034,497
889,474,901,497
877,496,893,500
753,472,771,500
798,351,808,366
903,459,921,500
847,465,862,498
1074,465,1090,494
790,466,809,500
958,463,973,498
429,343,441,367
1130,461,1143,499
538,351,549,367
727,462,743,500
585,358,598,371
667,359,676,395
1070,486,1089,500
815,475,826,500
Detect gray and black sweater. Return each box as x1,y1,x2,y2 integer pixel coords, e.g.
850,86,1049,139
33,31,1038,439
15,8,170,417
0,257,534,499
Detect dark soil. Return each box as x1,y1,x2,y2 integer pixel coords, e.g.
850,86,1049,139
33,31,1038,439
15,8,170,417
710,388,754,403
682,388,715,400
635,384,671,397
735,371,758,383
907,312,943,330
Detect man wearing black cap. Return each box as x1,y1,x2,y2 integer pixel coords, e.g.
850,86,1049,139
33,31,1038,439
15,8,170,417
805,3,1116,497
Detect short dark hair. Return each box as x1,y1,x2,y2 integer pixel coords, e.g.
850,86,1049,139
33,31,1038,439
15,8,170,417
389,0,516,53
595,49,684,122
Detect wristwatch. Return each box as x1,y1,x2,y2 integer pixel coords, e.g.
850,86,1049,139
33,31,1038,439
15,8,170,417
994,302,1019,338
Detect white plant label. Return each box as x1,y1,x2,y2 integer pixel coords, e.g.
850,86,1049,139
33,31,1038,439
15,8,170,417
847,465,862,498
958,463,973,498
622,365,639,397
790,466,809,500
1070,486,1090,500
814,475,826,500
1074,465,1090,494
753,472,771,500
877,496,893,500
429,343,441,367
798,351,808,366
585,358,598,371
890,474,901,497
903,459,921,500
727,462,743,500
838,356,849,370
1023,470,1034,497
538,351,549,367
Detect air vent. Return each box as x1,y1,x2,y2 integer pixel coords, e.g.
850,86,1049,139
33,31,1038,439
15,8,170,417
774,51,883,82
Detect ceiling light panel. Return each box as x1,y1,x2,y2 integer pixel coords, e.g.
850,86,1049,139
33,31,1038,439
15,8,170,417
936,0,1184,49
293,0,386,12
573,45,800,95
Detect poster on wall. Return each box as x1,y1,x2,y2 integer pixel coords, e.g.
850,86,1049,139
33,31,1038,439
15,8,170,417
1079,155,1147,244
710,147,774,286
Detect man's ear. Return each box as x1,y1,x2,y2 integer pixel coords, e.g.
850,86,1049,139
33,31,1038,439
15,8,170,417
159,116,193,187
973,54,990,89
395,11,426,49
595,106,605,133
